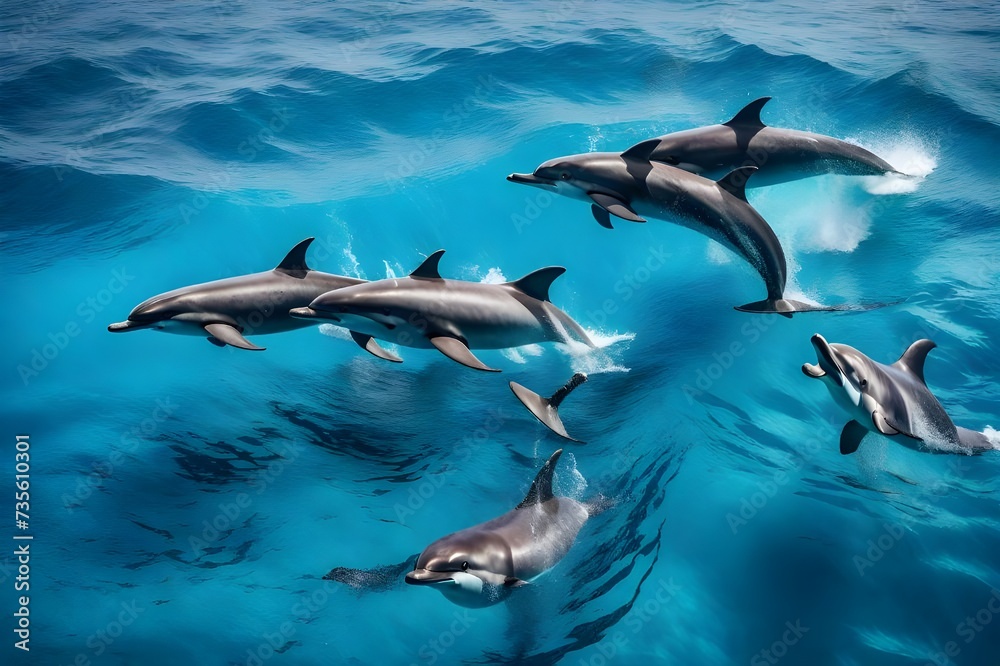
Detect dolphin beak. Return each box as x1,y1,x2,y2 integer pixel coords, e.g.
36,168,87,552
808,334,842,386
108,320,153,333
405,569,456,586
507,173,555,187
289,307,339,322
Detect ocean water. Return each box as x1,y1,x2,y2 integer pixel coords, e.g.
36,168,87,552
3,1,1000,664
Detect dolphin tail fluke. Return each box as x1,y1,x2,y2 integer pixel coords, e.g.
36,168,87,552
957,427,997,453
509,373,587,443
735,298,902,318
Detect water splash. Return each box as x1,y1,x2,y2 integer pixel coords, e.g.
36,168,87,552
558,452,589,500
501,344,544,364
982,426,1000,451
859,136,937,195
318,323,352,341
557,330,635,375
480,267,507,284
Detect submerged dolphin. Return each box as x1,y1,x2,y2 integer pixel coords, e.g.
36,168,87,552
802,334,995,455
405,449,589,608
108,238,363,350
647,97,901,185
290,250,594,371
510,141,837,316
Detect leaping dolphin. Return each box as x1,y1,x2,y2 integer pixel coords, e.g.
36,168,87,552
290,250,594,371
108,238,363,350
509,141,848,316
802,334,996,455
405,449,589,608
646,97,901,185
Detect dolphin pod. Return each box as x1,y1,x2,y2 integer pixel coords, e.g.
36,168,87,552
803,334,994,455
508,141,827,316
107,97,994,611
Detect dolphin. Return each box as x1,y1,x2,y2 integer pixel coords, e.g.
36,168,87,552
510,372,589,442
404,449,589,608
646,97,901,185
509,141,843,316
108,238,363,350
802,334,996,455
290,250,594,371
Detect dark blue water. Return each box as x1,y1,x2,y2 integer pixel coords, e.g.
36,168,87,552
2,1,1000,664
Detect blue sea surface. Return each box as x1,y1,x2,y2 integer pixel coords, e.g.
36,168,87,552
2,1,1000,664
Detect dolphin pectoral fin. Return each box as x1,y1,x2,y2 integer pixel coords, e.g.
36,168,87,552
503,576,529,588
591,204,614,229
350,330,402,363
840,420,868,455
872,411,901,436
588,193,645,223
429,337,500,372
203,323,265,351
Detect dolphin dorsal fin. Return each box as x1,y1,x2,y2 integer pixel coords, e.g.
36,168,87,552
894,339,936,384
717,166,757,202
620,138,662,162
516,449,563,509
723,97,771,128
410,250,445,279
275,238,315,275
507,266,566,302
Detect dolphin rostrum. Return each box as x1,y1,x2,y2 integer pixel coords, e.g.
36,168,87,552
802,334,996,455
108,238,363,350
290,250,594,371
646,97,901,185
509,141,848,316
404,449,589,608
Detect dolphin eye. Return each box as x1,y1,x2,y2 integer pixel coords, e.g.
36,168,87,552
559,172,570,180
461,561,469,571
860,378,868,389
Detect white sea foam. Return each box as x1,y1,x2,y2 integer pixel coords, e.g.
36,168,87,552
480,266,507,284
557,330,635,375
982,426,1000,451
859,136,937,195
559,452,589,500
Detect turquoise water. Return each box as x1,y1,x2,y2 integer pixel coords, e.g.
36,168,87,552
3,1,1000,664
